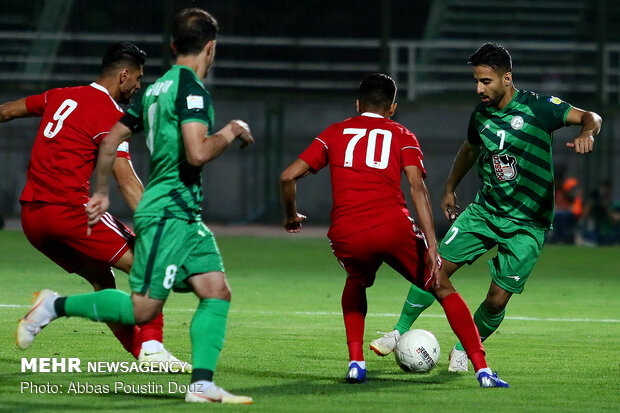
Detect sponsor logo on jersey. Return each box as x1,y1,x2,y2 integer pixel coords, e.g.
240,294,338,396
186,95,204,110
116,141,129,153
548,96,563,105
511,116,524,130
492,154,518,181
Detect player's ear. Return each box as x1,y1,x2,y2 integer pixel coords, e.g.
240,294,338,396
503,72,512,87
119,68,129,84
205,40,216,58
388,102,397,117
355,99,360,113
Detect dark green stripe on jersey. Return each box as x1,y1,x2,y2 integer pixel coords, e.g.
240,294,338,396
467,90,572,229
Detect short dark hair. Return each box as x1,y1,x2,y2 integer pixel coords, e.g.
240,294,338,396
468,43,512,73
359,73,397,110
101,41,146,74
171,8,219,55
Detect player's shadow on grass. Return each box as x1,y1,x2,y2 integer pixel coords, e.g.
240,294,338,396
225,365,462,396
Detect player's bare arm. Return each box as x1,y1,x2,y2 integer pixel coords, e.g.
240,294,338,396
0,98,32,122
86,121,133,231
564,107,602,154
405,165,440,286
182,119,254,167
279,158,310,233
442,140,481,222
112,157,144,211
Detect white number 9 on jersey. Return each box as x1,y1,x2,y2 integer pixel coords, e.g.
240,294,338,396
343,128,393,170
43,99,78,139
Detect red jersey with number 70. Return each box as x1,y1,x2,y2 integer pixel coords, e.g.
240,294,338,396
298,112,426,238
20,82,130,206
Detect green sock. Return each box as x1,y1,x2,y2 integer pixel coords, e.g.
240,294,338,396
63,289,135,324
394,285,436,334
190,298,230,373
455,303,505,351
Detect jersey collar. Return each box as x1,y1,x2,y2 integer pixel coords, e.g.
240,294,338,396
360,112,385,118
89,82,123,112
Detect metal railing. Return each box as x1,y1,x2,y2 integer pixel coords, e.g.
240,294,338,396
0,32,618,103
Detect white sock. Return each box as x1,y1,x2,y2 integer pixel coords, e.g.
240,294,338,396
349,361,366,369
141,340,165,353
475,367,492,379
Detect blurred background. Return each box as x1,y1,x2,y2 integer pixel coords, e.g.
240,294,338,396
0,0,618,244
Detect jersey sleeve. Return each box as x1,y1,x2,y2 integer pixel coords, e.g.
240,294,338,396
466,113,483,145
116,141,131,159
122,88,145,133
24,88,60,116
400,130,426,179
530,94,573,131
176,68,214,132
299,133,330,173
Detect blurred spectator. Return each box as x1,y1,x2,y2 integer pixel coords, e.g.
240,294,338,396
577,180,620,246
549,169,581,244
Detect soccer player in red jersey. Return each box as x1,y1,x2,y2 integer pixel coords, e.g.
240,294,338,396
280,73,508,387
1,42,188,371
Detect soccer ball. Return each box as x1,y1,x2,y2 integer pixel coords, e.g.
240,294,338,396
394,329,440,373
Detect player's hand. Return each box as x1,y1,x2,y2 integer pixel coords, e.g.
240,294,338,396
442,190,459,223
283,213,307,233
85,193,110,236
229,120,254,149
566,135,594,154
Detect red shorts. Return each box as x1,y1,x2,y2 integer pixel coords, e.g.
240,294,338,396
21,202,134,273
329,214,432,289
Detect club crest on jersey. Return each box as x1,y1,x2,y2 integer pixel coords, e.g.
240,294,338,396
492,154,518,181
511,116,524,130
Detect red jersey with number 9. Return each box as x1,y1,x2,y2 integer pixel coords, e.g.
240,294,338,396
20,83,130,206
299,112,426,238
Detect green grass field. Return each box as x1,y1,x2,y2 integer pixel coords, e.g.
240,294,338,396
0,229,618,412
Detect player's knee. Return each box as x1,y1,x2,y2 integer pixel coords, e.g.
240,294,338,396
133,307,160,324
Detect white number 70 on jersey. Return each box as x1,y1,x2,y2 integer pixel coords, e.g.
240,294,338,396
343,128,392,169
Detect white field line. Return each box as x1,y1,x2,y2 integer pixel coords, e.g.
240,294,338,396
4,304,616,323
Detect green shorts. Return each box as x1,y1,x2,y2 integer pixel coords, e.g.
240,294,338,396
438,203,546,293
130,216,225,300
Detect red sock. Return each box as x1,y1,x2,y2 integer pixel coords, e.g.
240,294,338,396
440,292,487,371
112,325,141,359
341,278,367,361
138,311,164,344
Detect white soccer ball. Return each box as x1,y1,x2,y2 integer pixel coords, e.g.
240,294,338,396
394,329,440,373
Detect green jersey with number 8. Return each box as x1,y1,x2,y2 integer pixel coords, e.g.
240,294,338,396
125,65,214,221
467,89,572,229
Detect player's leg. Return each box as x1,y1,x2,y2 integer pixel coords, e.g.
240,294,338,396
429,261,508,387
183,272,251,404
450,218,544,370
110,247,174,366
383,215,507,387
330,229,382,383
75,257,142,359
16,287,164,349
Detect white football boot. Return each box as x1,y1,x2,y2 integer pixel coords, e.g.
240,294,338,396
16,290,59,349
185,382,253,404
448,345,469,372
369,330,401,356
138,348,192,373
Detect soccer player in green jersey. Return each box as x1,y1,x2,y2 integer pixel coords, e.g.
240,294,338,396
16,8,254,404
370,43,602,372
